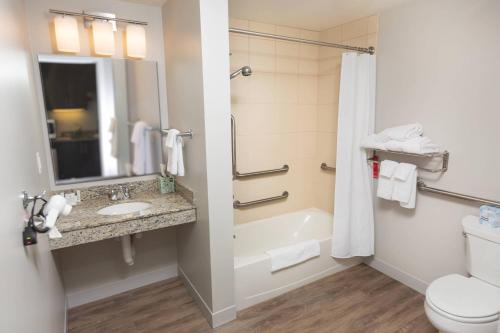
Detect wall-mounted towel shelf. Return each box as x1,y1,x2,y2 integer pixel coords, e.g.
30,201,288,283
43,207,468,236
320,163,336,171
418,179,500,207
231,115,289,179
368,150,449,173
127,123,193,139
233,191,289,209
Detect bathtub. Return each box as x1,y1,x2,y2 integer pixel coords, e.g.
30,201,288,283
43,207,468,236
234,208,360,310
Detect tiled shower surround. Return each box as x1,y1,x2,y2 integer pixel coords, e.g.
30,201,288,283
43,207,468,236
230,16,378,224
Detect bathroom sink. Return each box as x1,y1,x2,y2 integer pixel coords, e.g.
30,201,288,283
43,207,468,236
97,202,152,216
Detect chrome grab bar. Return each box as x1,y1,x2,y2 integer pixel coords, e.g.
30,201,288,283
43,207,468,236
417,180,500,207
235,165,289,178
233,191,289,209
320,163,335,171
231,114,289,179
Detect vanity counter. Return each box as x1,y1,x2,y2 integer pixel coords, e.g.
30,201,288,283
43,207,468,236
49,191,196,250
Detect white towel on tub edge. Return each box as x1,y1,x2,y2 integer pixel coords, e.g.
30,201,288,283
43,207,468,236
266,239,320,273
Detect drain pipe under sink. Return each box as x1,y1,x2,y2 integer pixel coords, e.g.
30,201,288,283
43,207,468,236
121,235,135,266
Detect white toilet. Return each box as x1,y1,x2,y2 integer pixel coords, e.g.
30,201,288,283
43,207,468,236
425,215,500,333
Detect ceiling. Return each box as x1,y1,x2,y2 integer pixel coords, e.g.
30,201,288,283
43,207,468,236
229,0,411,31
120,0,411,31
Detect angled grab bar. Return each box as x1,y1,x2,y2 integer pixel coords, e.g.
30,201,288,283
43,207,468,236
233,191,289,209
417,179,500,206
231,114,289,179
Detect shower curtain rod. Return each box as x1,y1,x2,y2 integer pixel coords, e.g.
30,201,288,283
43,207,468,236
229,28,375,55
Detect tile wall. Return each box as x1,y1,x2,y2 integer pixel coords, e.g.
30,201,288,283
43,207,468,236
230,16,378,224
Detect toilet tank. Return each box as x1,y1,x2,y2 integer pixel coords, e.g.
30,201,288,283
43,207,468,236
462,215,500,288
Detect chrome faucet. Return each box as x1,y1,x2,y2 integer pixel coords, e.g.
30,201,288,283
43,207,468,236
109,185,131,201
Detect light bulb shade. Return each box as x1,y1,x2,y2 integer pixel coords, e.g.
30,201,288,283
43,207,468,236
92,20,115,56
54,15,80,53
126,24,146,58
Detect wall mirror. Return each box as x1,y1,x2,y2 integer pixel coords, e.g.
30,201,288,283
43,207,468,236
37,55,163,186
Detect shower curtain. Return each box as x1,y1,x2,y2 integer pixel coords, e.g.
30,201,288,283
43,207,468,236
331,53,376,258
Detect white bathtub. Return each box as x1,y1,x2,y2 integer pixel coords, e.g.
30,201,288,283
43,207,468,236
234,208,360,310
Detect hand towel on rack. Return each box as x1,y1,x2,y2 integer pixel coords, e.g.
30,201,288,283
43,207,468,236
109,117,118,158
392,163,417,209
377,160,399,200
131,121,154,175
165,129,185,176
266,239,320,272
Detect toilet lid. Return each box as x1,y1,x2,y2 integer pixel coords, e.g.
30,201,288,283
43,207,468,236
426,274,500,319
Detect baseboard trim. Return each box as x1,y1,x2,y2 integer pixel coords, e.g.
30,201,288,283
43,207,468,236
66,264,178,308
366,257,428,294
178,265,236,328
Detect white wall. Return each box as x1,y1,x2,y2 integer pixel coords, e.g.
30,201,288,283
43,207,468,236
163,0,235,327
373,0,500,290
23,0,178,305
0,0,65,331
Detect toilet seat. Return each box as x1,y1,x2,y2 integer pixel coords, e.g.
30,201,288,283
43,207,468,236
426,274,500,324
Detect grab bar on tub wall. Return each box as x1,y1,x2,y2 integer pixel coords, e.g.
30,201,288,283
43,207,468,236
320,163,335,171
231,115,289,179
233,191,289,209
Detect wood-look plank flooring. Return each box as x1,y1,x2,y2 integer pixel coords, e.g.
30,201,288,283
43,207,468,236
68,264,437,333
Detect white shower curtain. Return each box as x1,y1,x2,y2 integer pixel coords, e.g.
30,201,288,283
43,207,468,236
331,53,376,258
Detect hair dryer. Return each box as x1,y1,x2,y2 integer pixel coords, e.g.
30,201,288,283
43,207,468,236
43,195,72,229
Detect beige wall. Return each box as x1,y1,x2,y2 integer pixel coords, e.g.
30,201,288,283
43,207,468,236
164,0,235,327
0,0,65,331
23,0,178,305
230,16,378,224
373,0,500,289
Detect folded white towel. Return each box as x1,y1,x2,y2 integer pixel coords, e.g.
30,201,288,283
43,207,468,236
165,129,185,176
377,160,398,200
392,163,417,208
394,162,413,181
266,239,320,272
131,121,154,175
385,136,441,154
378,123,423,142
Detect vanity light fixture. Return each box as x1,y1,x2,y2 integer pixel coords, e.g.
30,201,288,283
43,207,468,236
126,24,146,59
53,15,80,53
92,20,115,56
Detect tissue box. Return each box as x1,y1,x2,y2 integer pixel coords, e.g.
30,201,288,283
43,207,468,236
480,205,500,228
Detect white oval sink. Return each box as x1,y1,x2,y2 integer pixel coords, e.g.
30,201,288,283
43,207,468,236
97,202,152,216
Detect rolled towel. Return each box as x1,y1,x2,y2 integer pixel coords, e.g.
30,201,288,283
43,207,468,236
385,136,441,154
378,123,423,142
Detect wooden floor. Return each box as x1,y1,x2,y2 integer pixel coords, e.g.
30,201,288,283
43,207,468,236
68,264,436,333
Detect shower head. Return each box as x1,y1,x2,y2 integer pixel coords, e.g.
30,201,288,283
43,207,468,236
230,66,252,80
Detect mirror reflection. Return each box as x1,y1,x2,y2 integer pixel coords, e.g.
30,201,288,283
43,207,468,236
38,55,163,185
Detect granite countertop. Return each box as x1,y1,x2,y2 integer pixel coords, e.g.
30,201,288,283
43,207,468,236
56,191,195,233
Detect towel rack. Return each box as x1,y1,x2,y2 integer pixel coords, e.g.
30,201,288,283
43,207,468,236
418,179,500,207
320,163,336,171
231,115,289,179
233,191,289,209
368,150,449,173
127,122,193,139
